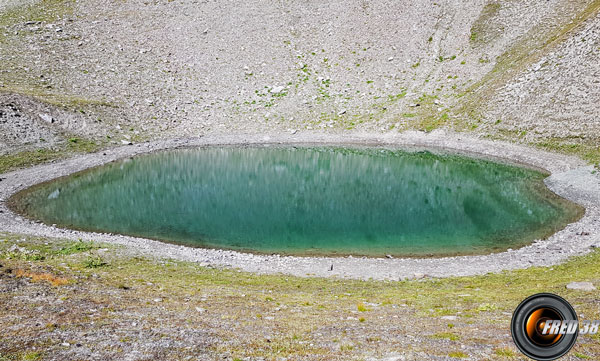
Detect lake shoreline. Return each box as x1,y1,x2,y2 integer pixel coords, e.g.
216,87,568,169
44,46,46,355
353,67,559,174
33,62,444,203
1,130,599,280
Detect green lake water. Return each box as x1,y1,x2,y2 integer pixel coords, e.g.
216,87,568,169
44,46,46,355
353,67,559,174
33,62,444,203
12,146,581,256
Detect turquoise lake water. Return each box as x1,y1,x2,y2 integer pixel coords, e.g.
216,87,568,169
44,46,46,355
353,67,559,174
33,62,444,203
12,146,581,256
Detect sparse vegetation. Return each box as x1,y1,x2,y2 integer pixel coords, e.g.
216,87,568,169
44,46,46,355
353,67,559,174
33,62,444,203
2,234,600,359
83,255,107,268
494,347,516,357
0,138,101,174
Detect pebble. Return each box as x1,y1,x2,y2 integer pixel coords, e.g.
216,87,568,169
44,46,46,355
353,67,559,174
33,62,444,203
270,85,285,94
39,113,54,123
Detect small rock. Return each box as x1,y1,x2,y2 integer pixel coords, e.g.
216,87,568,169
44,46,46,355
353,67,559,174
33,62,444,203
388,56,394,61
195,307,206,313
566,282,596,291
270,85,285,94
337,109,347,116
39,113,54,123
290,129,297,135
153,298,163,303
61,342,70,347
413,272,425,279
121,140,133,145
441,315,457,321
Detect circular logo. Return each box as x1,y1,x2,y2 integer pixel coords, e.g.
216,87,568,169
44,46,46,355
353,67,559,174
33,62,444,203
511,293,578,360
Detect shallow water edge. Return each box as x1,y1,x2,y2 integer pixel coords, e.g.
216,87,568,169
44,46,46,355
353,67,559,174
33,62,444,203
0,131,598,280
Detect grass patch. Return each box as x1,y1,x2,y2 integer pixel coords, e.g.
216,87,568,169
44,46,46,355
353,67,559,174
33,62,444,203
494,347,516,357
0,138,101,174
56,240,98,255
356,302,369,312
83,255,107,268
536,139,600,168
431,332,460,341
448,351,468,358
469,2,501,46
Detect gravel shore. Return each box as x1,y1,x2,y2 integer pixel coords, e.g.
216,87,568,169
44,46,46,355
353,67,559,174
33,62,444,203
1,131,598,280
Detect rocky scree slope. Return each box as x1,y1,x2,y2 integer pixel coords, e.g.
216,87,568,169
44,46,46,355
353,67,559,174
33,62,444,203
0,0,598,156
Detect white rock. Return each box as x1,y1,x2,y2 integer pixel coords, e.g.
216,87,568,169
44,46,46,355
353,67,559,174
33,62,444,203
271,86,285,94
39,113,54,123
153,298,163,303
195,307,206,313
566,282,596,291
441,315,457,321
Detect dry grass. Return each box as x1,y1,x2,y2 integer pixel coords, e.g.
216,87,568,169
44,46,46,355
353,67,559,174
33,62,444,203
14,269,69,286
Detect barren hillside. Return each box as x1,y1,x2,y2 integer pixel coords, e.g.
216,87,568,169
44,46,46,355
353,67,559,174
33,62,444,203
0,0,599,161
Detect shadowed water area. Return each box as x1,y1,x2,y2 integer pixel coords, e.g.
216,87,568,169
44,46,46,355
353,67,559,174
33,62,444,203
12,146,581,256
